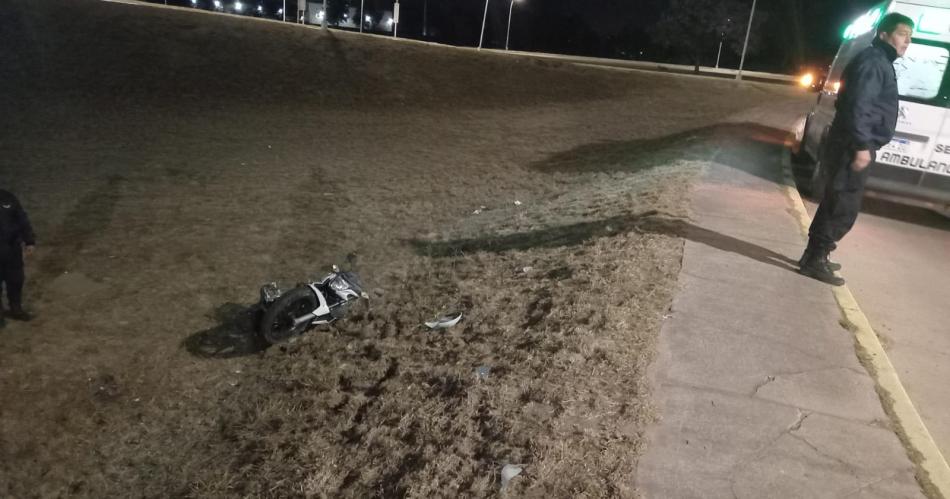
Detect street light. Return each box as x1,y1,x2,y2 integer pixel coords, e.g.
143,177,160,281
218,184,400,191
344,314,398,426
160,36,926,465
360,0,364,32
478,0,489,50
393,1,400,38
715,34,723,68
736,0,757,81
505,0,520,51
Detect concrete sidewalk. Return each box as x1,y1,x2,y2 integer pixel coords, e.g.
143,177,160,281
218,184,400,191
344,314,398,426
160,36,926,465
635,136,925,498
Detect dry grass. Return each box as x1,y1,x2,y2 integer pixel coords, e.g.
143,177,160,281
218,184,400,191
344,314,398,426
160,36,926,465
0,0,812,496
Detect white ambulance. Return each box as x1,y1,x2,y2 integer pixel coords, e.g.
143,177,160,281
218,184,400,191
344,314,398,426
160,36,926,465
796,0,950,211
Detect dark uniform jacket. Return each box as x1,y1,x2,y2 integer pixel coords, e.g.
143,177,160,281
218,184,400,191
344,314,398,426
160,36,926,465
0,190,35,257
831,37,900,151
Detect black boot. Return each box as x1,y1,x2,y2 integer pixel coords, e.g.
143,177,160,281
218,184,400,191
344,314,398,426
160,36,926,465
798,248,841,271
798,250,845,286
7,306,32,322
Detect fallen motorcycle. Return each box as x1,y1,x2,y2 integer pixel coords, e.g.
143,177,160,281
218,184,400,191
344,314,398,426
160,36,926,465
257,266,367,344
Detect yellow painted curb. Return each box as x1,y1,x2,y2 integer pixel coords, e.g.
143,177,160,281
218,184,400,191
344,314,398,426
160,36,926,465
781,151,950,499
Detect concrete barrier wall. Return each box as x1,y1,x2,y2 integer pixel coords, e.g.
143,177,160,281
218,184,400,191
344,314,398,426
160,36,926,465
492,49,797,84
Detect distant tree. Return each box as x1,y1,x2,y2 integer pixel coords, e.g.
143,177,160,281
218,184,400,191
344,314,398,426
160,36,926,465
651,0,765,73
324,0,355,24
608,25,652,60
428,1,485,46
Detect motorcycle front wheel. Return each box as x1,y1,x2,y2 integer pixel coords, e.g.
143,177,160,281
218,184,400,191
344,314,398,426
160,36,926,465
260,286,318,344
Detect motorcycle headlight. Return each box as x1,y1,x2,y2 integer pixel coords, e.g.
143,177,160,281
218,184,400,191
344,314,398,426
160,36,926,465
330,275,351,293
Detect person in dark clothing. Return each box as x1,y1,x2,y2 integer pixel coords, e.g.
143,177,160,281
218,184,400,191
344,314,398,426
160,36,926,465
799,13,914,286
0,189,36,328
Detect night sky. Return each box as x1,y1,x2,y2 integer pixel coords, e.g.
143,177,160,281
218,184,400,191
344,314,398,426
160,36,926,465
157,0,885,73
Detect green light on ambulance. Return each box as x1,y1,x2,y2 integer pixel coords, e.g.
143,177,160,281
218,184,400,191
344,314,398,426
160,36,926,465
843,6,884,40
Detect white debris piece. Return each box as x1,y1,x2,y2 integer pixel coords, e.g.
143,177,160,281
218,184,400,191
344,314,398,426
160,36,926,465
424,312,463,330
500,464,523,489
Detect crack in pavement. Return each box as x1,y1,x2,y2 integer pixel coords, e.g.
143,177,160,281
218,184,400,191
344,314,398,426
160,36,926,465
729,410,811,498
749,366,869,397
662,378,882,426
788,410,810,432
788,431,860,474
751,375,777,396
837,470,905,498
784,412,868,474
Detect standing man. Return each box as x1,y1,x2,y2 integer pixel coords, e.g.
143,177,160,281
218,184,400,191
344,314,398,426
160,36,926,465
799,13,914,286
0,189,36,328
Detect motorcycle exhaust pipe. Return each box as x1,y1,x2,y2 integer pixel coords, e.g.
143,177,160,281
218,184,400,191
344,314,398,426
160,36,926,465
292,313,317,328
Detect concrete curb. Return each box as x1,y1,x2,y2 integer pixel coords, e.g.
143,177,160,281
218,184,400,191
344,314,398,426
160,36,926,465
781,149,950,499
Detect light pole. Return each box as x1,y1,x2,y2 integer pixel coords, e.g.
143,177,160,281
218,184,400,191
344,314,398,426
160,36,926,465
505,0,519,51
478,0,490,50
736,0,756,81
359,0,364,32
283,0,286,21
393,1,400,38
715,38,723,68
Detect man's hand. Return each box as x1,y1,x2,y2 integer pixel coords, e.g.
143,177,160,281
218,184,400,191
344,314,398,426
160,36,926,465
851,150,873,172
23,244,35,258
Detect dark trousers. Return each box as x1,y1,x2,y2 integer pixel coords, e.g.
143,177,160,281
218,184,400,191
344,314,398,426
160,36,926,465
807,136,873,253
0,246,25,312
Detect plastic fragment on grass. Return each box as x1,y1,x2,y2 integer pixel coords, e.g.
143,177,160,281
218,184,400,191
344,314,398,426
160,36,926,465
424,312,463,330
500,464,523,489
475,365,491,379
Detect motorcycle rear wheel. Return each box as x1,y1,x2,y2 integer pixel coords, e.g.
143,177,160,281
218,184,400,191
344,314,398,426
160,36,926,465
260,286,318,344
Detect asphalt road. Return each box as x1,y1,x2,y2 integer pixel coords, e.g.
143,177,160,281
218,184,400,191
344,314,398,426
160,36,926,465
801,193,950,463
